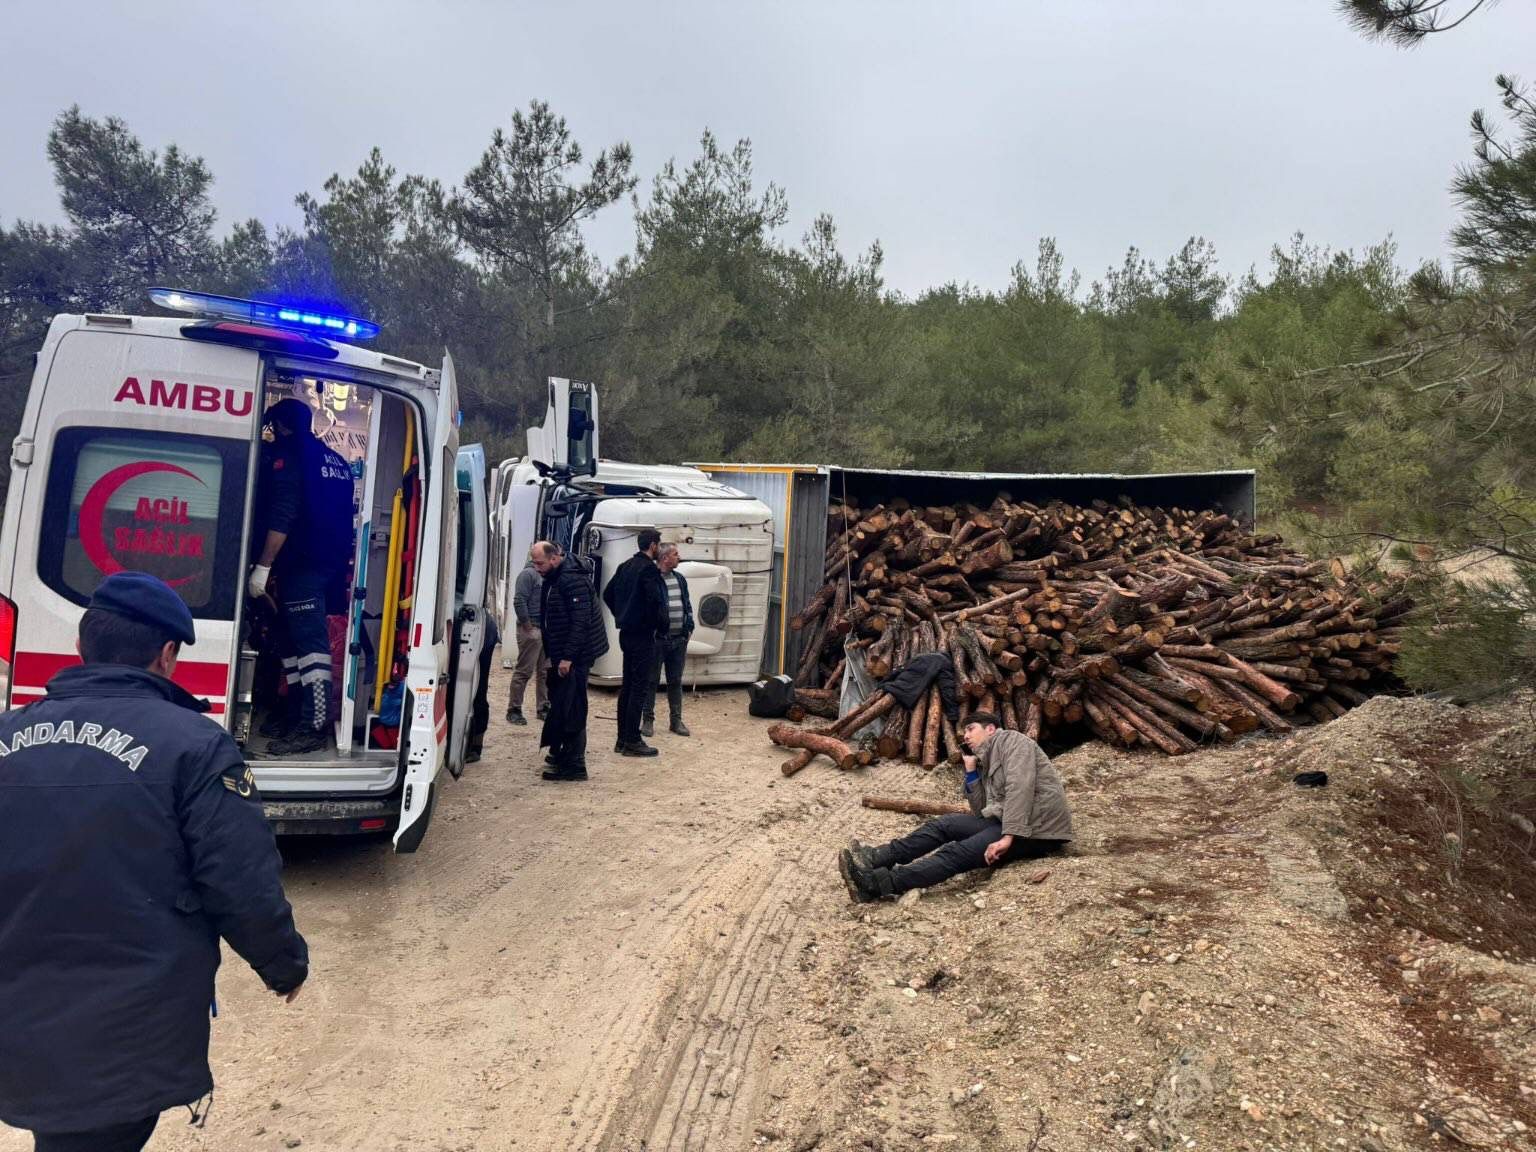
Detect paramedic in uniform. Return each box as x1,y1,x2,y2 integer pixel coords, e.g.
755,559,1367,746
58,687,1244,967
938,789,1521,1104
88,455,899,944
248,397,355,755
0,572,308,1152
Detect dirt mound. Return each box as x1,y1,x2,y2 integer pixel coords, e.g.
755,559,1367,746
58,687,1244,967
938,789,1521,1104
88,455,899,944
757,697,1536,1150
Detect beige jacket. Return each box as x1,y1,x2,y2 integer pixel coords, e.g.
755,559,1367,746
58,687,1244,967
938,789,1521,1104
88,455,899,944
966,730,1073,841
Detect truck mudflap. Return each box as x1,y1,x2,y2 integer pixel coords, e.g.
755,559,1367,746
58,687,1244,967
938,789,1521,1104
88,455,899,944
263,797,398,837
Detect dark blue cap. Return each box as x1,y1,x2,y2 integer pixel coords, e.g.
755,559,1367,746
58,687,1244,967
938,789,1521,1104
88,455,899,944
87,572,197,646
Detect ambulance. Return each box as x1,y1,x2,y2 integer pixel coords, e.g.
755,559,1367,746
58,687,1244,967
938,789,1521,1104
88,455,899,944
0,289,508,852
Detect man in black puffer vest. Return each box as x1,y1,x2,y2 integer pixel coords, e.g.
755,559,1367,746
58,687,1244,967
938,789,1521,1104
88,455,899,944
602,528,668,757
535,541,608,780
0,572,308,1152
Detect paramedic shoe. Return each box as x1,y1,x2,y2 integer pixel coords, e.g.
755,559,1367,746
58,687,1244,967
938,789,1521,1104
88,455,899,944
268,728,329,757
506,708,527,726
838,851,893,904
258,708,297,740
542,767,589,782
620,740,659,757
641,716,654,738
669,718,691,737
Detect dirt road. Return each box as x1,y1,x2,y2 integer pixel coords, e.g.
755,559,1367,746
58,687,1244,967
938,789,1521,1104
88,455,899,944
4,676,1533,1151
4,671,872,1152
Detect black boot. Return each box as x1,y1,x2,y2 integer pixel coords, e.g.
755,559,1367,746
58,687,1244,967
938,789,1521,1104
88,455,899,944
848,838,890,872
838,850,894,904
620,740,659,757
506,707,527,726
259,699,298,740
641,715,654,738
465,733,484,764
670,716,690,737
542,764,589,781
268,727,329,757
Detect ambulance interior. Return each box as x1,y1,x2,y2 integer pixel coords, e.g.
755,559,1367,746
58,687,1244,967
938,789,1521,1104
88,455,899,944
239,368,423,767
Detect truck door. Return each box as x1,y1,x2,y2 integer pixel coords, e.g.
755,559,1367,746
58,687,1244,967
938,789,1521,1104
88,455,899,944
679,561,732,656
446,443,488,778
394,353,460,853
524,377,599,478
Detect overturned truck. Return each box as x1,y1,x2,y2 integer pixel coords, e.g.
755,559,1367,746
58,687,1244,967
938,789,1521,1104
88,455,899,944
766,467,1406,770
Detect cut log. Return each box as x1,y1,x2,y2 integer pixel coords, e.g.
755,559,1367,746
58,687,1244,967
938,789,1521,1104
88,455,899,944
767,723,861,770
921,684,943,768
861,795,970,817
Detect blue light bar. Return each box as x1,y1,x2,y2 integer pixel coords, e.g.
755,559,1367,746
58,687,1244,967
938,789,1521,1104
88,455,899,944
149,288,379,341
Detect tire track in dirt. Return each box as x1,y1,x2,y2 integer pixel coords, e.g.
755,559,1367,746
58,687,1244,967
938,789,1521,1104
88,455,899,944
579,788,864,1152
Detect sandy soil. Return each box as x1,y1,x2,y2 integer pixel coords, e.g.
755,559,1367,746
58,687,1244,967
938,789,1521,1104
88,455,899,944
3,673,1533,1152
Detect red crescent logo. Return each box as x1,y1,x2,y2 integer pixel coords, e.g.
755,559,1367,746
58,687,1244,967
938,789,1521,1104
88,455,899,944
78,460,206,587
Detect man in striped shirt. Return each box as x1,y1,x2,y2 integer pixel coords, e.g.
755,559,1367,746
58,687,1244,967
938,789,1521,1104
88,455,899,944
643,543,694,738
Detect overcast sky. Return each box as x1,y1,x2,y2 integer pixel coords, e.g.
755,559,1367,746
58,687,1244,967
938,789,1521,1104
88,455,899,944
2,0,1531,297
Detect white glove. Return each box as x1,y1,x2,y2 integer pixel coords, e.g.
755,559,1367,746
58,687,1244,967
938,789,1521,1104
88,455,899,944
248,565,271,599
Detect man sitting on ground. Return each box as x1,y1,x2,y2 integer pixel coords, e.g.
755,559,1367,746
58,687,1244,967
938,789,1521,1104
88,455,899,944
839,711,1073,902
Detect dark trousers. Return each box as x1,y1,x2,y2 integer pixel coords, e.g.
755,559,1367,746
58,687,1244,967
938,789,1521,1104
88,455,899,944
540,663,590,769
644,633,688,723
33,1114,158,1152
277,566,334,732
469,618,499,749
617,631,656,743
879,813,1063,894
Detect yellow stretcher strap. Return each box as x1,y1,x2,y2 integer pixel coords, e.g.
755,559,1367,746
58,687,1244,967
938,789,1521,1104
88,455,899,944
374,487,405,714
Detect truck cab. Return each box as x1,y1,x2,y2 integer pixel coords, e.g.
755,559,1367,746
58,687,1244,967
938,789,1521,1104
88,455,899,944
493,381,775,686
0,290,489,852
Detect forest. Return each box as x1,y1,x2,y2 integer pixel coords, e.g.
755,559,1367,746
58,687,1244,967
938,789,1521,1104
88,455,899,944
2,23,1532,694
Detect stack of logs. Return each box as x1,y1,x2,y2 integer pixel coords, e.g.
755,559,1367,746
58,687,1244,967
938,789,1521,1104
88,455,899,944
771,495,1408,774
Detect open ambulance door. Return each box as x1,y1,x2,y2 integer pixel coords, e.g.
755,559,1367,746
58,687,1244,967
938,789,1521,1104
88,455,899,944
525,377,599,478
446,443,489,780
394,353,461,853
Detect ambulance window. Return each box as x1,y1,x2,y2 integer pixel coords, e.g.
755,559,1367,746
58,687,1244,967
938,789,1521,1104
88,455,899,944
438,447,457,640
40,428,250,618
455,489,474,603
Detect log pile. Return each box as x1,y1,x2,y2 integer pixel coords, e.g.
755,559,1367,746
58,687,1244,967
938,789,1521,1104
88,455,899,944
773,494,1407,766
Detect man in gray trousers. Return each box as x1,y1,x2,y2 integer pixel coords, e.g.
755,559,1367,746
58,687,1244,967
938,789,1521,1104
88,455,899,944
506,552,549,725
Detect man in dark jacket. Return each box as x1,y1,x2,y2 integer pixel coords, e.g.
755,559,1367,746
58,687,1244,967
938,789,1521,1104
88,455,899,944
839,711,1072,902
249,397,356,755
643,543,694,738
0,572,308,1152
602,528,668,757
535,541,607,781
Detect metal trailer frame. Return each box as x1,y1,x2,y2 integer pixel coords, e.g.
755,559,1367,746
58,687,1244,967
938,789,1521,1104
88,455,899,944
688,464,1256,679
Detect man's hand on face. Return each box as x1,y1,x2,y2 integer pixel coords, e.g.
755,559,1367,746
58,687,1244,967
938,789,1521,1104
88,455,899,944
962,753,978,773
984,834,1014,866
558,659,573,677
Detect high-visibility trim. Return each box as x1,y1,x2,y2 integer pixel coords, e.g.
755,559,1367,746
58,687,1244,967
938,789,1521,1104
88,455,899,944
12,651,230,696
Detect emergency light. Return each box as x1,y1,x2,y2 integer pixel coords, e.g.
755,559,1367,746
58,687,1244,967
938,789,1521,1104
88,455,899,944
149,288,380,341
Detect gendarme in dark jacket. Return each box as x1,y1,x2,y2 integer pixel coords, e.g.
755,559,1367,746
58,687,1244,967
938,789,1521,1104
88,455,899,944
603,550,668,636
0,665,309,1132
540,553,609,666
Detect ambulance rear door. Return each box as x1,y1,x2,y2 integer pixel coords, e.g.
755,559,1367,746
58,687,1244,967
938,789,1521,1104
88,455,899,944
1,316,262,716
394,353,460,852
446,443,489,777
